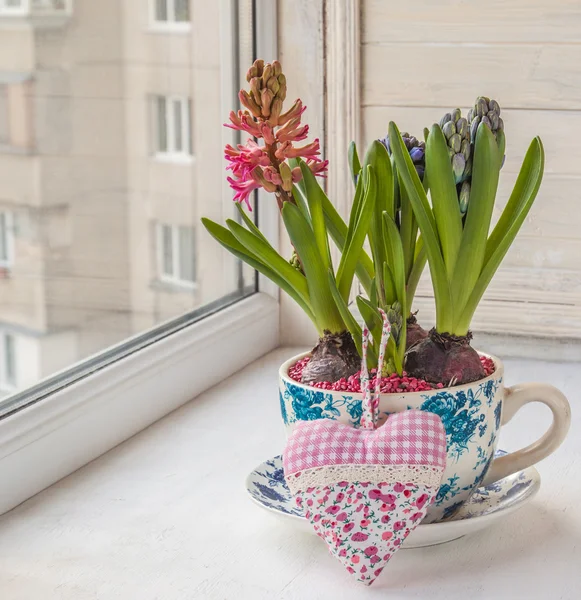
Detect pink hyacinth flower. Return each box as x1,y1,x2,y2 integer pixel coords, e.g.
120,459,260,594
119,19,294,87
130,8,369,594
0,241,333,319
226,175,261,210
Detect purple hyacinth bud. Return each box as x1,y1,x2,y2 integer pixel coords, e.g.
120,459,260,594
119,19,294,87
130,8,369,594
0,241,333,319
378,132,425,180
379,135,390,154
409,147,424,163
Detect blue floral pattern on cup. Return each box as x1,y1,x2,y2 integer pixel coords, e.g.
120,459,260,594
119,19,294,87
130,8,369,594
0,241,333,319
279,353,505,522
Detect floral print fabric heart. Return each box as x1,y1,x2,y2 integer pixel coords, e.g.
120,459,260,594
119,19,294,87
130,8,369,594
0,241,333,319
296,480,434,585
282,318,447,586
283,411,446,586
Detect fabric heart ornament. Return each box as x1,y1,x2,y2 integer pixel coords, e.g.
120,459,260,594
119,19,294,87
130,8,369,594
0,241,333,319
282,311,447,586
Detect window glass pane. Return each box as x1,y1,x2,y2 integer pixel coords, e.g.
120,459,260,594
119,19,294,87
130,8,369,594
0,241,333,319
173,99,183,153
161,224,173,276
174,0,189,22
178,226,195,282
155,0,167,21
0,1,256,413
4,334,15,386
187,98,193,154
0,86,8,145
0,214,6,262
156,96,167,152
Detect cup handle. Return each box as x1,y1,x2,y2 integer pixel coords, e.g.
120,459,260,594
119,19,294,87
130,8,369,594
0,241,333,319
481,383,571,486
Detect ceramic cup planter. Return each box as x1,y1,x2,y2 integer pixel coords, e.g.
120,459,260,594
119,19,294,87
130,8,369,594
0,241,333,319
279,352,571,523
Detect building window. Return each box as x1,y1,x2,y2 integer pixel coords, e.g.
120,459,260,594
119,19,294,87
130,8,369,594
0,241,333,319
0,332,16,391
153,96,192,159
152,0,189,26
157,223,196,287
0,211,14,268
0,0,27,16
0,86,8,145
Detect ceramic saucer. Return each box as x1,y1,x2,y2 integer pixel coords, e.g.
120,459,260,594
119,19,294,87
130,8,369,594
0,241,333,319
245,452,540,548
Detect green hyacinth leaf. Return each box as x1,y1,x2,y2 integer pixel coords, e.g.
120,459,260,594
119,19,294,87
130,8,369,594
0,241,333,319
426,123,463,276
298,159,333,271
227,219,310,299
406,236,427,313
290,182,312,223
319,183,375,295
356,294,383,358
369,277,378,308
202,218,315,322
383,261,397,306
382,212,406,311
388,121,453,331
363,140,394,219
362,142,393,306
348,141,362,186
451,123,501,322
288,158,307,199
329,275,376,365
344,169,365,250
336,166,377,301
236,202,271,245
282,202,345,333
458,137,545,332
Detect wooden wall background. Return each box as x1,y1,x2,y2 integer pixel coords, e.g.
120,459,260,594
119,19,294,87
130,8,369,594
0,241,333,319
361,0,581,340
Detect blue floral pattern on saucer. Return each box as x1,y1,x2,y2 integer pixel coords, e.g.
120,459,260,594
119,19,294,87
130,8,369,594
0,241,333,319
246,450,540,526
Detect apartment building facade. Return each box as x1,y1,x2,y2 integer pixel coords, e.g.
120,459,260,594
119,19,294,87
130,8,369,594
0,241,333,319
0,0,244,395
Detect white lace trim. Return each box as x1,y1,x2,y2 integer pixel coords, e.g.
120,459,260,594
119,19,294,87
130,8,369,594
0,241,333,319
286,464,443,495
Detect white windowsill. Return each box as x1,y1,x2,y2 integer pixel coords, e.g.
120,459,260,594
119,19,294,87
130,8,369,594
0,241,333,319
0,292,279,517
0,13,71,30
147,22,191,34
152,152,194,165
0,352,578,598
152,278,198,293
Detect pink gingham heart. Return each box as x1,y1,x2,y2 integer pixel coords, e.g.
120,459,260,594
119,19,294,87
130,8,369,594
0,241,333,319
283,410,446,586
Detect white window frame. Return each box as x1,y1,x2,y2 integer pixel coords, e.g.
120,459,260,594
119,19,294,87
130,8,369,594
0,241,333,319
153,95,193,163
0,0,279,517
32,0,72,13
149,0,191,33
0,0,28,16
0,332,16,393
156,223,197,289
0,210,14,269
0,0,72,16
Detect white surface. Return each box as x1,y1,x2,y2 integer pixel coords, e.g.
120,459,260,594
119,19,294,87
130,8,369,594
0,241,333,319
0,348,579,599
0,293,279,517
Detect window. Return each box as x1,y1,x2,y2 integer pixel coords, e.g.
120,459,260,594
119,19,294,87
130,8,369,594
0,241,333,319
0,332,16,392
0,86,8,145
32,0,71,13
0,0,27,16
0,0,265,421
0,0,277,518
157,223,196,287
151,0,190,27
154,96,192,159
0,0,71,15
0,211,14,268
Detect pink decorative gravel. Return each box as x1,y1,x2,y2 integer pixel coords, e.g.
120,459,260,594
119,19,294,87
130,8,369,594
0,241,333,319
288,355,496,393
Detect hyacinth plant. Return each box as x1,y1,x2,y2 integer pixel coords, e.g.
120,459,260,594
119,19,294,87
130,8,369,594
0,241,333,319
202,60,379,384
342,135,429,376
388,97,544,386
